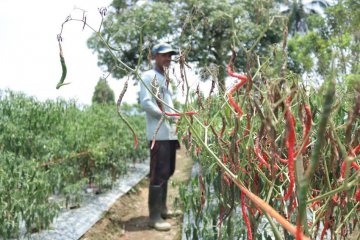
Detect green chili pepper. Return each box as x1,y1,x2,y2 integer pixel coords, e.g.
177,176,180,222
56,43,70,89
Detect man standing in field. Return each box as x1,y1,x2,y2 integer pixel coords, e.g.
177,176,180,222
139,42,180,231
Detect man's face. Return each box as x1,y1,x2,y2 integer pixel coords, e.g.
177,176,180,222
155,52,173,69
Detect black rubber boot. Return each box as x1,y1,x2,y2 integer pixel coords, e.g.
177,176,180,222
148,185,171,231
161,181,182,219
160,181,169,219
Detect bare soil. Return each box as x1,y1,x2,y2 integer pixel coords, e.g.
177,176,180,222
80,148,193,240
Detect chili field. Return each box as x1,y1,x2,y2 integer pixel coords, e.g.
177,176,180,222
0,90,147,239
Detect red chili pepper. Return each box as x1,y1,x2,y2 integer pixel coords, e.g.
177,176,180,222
353,142,360,155
340,143,360,177
164,111,197,116
332,194,338,204
222,153,228,164
241,191,253,240
340,161,360,178
226,64,247,117
134,135,139,149
228,84,246,116
250,174,264,215
223,174,231,186
253,173,259,191
247,204,256,216
221,154,231,185
355,188,360,202
309,200,321,210
295,104,312,156
254,137,271,170
296,219,302,240
227,64,247,81
284,97,296,201
275,153,289,164
255,205,263,216
320,220,329,240
218,204,226,228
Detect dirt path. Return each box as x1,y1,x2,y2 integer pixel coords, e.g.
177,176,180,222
80,147,193,240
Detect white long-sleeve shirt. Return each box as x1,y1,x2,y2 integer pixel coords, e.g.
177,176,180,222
139,69,177,141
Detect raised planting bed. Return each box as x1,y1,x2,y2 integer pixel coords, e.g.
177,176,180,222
16,159,149,240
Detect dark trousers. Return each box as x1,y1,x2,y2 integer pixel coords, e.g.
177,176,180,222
149,140,179,185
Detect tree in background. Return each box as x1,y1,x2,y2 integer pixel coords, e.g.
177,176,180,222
87,0,284,87
286,0,359,76
92,78,115,105
280,0,330,34
87,0,175,79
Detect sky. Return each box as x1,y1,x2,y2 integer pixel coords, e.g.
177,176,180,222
0,0,140,105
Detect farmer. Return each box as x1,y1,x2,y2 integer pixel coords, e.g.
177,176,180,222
139,42,180,231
